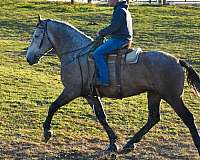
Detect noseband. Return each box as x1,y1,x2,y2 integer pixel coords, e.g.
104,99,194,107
36,19,55,51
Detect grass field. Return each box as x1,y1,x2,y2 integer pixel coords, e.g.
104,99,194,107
0,0,200,159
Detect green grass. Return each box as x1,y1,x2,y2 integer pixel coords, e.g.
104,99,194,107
0,0,200,159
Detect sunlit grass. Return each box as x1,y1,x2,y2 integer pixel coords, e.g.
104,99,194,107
0,0,199,159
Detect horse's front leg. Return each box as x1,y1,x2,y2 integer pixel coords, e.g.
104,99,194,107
86,95,118,152
43,88,76,142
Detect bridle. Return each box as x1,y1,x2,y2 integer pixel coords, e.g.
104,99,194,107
36,19,95,60
37,19,55,51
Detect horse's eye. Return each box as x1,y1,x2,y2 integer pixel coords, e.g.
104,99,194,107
35,35,39,38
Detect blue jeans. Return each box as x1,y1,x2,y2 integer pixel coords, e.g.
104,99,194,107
93,38,128,83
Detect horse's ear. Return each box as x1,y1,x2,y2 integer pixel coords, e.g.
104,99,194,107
38,15,42,23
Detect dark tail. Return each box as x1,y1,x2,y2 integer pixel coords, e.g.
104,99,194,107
179,60,200,97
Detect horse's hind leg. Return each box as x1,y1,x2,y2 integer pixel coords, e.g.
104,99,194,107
166,96,200,156
122,92,161,153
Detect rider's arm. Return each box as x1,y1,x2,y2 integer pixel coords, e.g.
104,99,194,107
99,8,125,36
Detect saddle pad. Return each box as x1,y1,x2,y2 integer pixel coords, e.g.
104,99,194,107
123,48,142,64
88,48,142,64
107,48,142,64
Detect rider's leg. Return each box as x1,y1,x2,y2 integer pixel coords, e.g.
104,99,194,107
93,47,110,85
93,38,128,85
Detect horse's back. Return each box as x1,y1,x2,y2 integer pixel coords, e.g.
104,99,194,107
121,51,184,97
99,51,184,98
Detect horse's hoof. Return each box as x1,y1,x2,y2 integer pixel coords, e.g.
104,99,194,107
106,143,118,153
103,145,118,160
120,143,135,154
43,130,53,143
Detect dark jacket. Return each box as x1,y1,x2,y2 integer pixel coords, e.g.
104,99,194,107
99,1,133,41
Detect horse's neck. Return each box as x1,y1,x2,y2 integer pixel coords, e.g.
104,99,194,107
48,21,93,58
49,20,95,93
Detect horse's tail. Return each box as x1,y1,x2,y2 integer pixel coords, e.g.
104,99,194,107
179,59,200,97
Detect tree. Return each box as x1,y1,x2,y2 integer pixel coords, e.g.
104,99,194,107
158,0,167,5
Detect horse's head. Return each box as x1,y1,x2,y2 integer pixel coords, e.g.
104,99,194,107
26,16,54,65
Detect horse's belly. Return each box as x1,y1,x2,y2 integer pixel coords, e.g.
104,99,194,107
98,61,149,98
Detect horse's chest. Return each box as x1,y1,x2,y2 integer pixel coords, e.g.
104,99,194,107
60,64,80,86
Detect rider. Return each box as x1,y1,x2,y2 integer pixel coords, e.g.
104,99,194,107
93,0,133,86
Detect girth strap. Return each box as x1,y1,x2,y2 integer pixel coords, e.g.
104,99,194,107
116,53,122,98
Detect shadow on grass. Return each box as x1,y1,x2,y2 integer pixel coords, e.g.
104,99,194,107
0,139,198,159
43,150,138,160
0,19,33,37
0,141,38,159
45,151,102,160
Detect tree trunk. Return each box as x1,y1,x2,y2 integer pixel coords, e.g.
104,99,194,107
88,0,92,3
71,0,74,4
158,0,167,5
158,0,162,4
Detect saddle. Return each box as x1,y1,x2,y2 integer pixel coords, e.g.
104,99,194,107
106,42,142,98
89,41,142,98
107,41,132,62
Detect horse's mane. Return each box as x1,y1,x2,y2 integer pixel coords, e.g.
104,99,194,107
50,19,93,41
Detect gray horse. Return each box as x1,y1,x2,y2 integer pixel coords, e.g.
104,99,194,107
26,17,200,155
